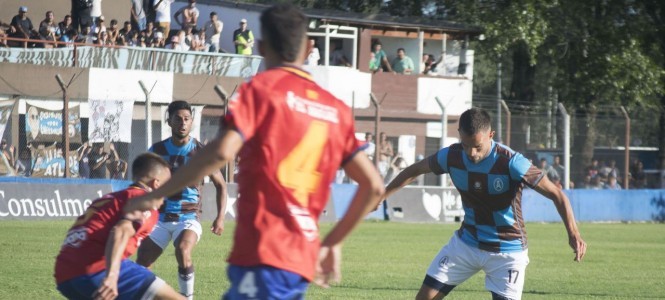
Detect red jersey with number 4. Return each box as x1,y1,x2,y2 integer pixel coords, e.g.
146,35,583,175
54,185,158,284
225,66,363,281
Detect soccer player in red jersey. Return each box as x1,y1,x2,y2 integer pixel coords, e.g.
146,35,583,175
125,3,385,299
54,153,184,300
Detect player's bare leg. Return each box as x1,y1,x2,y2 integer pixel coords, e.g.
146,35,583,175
154,283,187,300
174,230,198,299
137,237,164,269
416,284,447,300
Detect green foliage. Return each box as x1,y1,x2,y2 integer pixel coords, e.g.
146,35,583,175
3,221,665,299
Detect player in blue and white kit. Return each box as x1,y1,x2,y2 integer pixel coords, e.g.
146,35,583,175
383,108,587,300
137,100,228,300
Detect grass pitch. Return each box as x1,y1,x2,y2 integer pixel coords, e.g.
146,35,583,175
0,221,663,299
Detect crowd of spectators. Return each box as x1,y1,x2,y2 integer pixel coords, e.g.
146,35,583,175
534,155,653,190
0,1,254,55
1,139,128,180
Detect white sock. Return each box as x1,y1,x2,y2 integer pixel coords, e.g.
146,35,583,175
178,267,195,299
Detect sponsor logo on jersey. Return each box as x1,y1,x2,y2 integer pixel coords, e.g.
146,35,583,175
62,227,87,248
285,91,339,124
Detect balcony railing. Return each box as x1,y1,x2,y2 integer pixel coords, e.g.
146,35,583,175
0,37,262,78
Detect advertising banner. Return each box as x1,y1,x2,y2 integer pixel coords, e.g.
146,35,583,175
25,103,82,143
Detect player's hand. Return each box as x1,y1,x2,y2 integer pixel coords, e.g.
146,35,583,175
93,276,118,300
211,216,224,235
314,244,342,288
569,234,587,262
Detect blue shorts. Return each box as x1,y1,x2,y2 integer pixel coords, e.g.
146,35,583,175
57,260,157,300
223,265,309,300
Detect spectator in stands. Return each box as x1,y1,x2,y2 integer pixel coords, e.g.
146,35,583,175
1,139,17,172
71,0,93,32
233,18,253,55
176,29,189,50
190,28,206,51
119,21,133,45
585,158,600,178
39,11,59,45
0,27,8,48
391,48,414,75
58,15,74,37
77,142,91,178
60,29,78,46
107,19,120,45
385,154,407,184
552,155,565,181
204,12,223,53
142,21,156,43
364,132,376,161
90,0,103,25
97,30,112,46
151,31,165,47
15,143,34,176
305,38,320,66
378,132,394,178
372,41,392,72
78,25,94,44
630,160,647,189
174,0,199,30
578,174,592,189
422,53,443,75
538,158,559,181
589,175,605,190
89,143,110,179
183,25,195,47
600,159,620,181
605,175,622,190
330,40,351,67
153,0,174,40
9,6,37,48
130,0,147,31
106,143,127,179
369,51,379,72
90,15,106,38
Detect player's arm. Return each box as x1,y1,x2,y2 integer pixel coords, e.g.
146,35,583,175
383,157,432,199
315,151,384,287
124,129,243,213
94,219,137,300
209,169,227,235
532,175,587,262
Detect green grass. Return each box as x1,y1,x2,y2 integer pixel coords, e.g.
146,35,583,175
0,221,663,299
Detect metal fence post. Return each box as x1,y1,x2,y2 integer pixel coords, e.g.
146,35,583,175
139,80,155,149
500,100,511,147
434,96,447,187
214,84,233,183
558,103,570,189
55,74,70,178
620,106,631,189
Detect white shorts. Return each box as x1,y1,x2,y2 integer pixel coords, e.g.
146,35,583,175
426,233,529,299
148,220,203,250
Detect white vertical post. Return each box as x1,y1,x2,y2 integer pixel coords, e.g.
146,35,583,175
435,96,447,187
558,103,570,189
442,34,447,74
418,31,424,74
324,26,330,66
139,81,153,148
496,55,502,143
351,27,358,69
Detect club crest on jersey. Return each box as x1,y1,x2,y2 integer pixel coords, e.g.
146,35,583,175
62,227,87,248
493,178,505,192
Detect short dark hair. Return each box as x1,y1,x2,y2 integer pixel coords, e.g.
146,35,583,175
260,4,308,62
210,11,217,17
167,100,192,119
458,108,492,135
397,48,405,53
132,152,169,181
